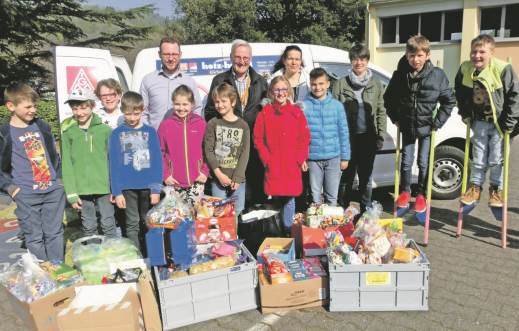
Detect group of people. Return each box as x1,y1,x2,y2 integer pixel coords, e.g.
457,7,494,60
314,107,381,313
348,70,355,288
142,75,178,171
1,33,517,262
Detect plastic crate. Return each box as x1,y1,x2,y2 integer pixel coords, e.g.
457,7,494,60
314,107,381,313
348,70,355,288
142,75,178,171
329,240,429,311
153,244,258,330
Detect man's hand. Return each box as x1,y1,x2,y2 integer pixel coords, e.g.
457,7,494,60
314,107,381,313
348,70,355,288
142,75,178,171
72,198,83,210
165,176,179,186
150,193,160,205
301,161,308,172
340,160,349,170
195,173,208,183
115,195,126,209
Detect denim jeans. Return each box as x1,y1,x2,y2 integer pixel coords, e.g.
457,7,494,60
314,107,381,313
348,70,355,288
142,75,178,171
308,156,342,205
14,186,65,261
80,194,117,237
211,181,246,215
401,133,431,194
122,189,150,251
342,133,376,211
270,196,296,230
470,120,503,189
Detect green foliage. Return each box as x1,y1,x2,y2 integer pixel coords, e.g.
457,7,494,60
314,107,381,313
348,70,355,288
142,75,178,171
174,0,366,49
0,0,154,100
0,100,60,139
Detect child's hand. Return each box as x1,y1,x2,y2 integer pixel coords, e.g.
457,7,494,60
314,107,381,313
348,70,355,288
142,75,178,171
165,176,180,187
195,173,208,183
230,182,240,190
150,193,160,205
301,161,308,172
115,195,126,209
72,198,83,210
340,161,349,170
217,173,232,187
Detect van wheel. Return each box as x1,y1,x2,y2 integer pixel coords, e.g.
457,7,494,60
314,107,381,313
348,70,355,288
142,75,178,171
432,145,465,200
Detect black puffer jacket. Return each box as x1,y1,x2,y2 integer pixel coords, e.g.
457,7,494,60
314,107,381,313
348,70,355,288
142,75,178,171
384,56,456,138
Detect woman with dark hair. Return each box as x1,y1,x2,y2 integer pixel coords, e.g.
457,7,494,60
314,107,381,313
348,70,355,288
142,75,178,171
271,45,310,102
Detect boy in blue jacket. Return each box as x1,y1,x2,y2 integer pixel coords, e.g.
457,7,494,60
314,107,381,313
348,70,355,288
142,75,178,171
303,68,350,206
109,91,162,251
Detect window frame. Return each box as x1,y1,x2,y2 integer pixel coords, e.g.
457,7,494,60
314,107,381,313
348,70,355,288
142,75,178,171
480,4,519,40
380,10,463,46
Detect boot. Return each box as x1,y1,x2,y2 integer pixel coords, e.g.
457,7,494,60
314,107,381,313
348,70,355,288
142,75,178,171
488,186,504,208
460,184,481,206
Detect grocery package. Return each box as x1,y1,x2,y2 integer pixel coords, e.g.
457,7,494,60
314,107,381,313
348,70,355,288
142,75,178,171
294,204,358,229
72,236,142,284
256,238,295,264
257,255,327,285
194,196,235,218
195,215,237,244
326,202,419,265
39,261,83,289
146,186,193,229
0,253,58,303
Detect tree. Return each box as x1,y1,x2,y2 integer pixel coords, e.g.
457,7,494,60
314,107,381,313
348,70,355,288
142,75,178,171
0,0,154,100
175,0,266,44
173,0,366,48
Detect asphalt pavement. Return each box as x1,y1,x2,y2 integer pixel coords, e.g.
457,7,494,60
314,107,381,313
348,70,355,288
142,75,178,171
1,142,518,331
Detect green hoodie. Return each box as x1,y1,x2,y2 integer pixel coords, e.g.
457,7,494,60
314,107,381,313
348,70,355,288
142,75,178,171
61,113,112,203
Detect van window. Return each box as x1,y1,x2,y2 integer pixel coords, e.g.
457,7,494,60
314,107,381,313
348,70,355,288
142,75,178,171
115,66,129,92
318,62,390,88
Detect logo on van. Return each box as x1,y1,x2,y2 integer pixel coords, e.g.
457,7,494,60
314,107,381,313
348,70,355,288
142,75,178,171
66,66,97,93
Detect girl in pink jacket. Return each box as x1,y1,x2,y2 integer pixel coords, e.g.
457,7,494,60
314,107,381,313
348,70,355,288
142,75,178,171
158,85,209,203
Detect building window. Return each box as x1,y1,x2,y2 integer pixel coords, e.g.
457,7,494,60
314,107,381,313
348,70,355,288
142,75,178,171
380,10,462,45
381,17,397,43
481,4,519,39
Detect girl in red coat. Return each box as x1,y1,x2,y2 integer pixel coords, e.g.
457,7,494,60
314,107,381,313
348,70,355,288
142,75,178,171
254,76,310,234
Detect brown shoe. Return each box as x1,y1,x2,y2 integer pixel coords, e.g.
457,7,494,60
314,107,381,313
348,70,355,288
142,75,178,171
488,186,504,208
460,184,481,205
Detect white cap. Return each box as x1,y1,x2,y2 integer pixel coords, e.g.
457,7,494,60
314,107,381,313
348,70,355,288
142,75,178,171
64,89,96,104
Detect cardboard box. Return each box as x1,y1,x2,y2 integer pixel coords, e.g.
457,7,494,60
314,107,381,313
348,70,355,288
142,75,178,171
57,284,143,331
257,237,295,264
1,284,76,331
195,215,237,243
259,276,328,313
292,222,355,257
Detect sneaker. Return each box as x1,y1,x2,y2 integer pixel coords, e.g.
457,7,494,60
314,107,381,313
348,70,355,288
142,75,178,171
488,186,504,208
414,194,427,213
460,184,481,205
396,191,411,208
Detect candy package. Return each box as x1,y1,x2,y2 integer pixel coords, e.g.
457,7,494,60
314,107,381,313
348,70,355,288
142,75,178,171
195,196,235,218
146,187,192,229
262,254,293,285
0,253,58,303
39,261,83,289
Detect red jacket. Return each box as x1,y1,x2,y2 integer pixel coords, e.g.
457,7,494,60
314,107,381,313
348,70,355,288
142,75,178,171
158,113,209,188
254,102,310,196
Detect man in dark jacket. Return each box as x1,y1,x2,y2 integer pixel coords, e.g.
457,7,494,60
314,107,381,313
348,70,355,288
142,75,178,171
205,39,268,207
333,44,387,213
384,35,456,213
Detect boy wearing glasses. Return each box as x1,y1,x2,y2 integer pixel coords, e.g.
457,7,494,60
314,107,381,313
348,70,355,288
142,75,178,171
140,36,202,129
94,78,124,129
61,89,117,238
303,68,350,206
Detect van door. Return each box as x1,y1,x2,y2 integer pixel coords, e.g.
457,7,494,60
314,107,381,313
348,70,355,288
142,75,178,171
112,55,133,92
53,46,122,124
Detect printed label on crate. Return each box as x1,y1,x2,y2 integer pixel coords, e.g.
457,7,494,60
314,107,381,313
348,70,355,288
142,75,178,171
365,272,391,286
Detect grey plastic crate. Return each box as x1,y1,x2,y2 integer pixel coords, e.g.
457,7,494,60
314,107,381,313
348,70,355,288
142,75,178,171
153,244,258,330
329,240,429,311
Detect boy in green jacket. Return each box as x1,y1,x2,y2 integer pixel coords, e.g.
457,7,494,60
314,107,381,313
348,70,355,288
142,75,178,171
61,89,116,237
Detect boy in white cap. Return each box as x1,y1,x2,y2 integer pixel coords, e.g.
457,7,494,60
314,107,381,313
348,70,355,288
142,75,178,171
61,89,117,237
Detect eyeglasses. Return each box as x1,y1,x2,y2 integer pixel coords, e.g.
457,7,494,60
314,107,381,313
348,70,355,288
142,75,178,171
272,88,289,94
233,56,250,63
161,52,180,58
100,92,118,100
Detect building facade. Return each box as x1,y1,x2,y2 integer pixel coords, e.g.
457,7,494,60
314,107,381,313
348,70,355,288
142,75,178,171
366,0,519,83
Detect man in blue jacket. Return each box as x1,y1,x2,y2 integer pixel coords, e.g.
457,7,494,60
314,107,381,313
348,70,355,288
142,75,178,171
303,68,350,206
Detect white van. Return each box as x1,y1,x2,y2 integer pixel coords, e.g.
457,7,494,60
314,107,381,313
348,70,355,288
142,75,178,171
53,43,466,199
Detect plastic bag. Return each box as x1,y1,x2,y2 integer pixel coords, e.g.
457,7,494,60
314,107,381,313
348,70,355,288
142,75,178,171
72,236,142,284
0,253,57,303
146,187,192,229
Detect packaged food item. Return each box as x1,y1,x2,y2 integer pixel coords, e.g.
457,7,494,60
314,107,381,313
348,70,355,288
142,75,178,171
285,260,309,281
195,196,235,218
189,256,236,275
262,254,292,285
302,257,327,278
39,261,83,288
0,253,58,303
146,187,192,229
393,247,420,263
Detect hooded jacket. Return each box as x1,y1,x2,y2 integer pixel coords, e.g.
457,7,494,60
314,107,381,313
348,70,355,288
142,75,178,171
303,92,350,161
254,102,310,196
271,68,311,103
158,113,209,188
0,118,61,196
384,55,456,138
455,57,519,137
61,113,112,203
